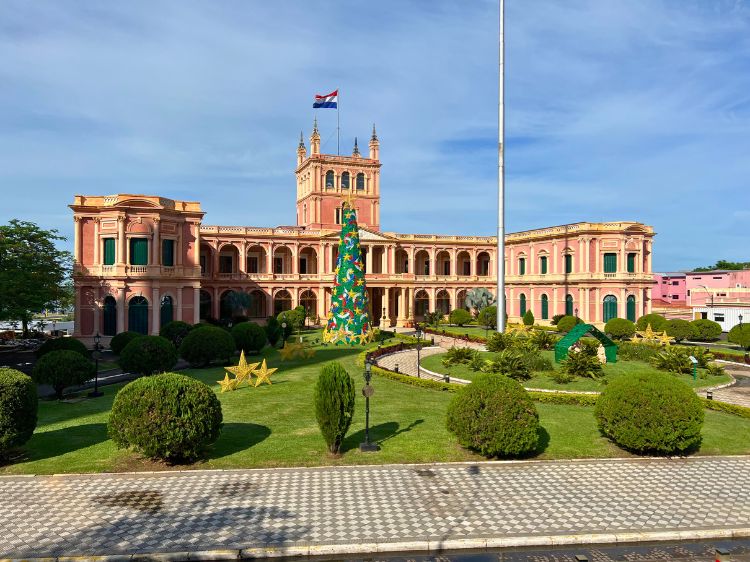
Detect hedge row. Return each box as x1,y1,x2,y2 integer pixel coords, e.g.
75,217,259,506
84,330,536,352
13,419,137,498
423,327,487,344
701,398,750,419
527,391,600,406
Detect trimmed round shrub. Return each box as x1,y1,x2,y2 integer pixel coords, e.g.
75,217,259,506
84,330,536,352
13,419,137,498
449,308,472,327
0,368,38,456
108,373,223,462
119,335,178,376
179,325,235,367
556,315,579,333
478,305,498,329
728,323,750,350
265,316,282,347
159,321,193,347
665,319,696,343
314,361,356,455
690,319,722,341
231,322,267,355
595,371,704,455
636,313,667,332
32,350,96,399
36,337,88,359
551,314,565,326
522,310,535,326
446,374,539,457
604,318,636,340
110,331,142,355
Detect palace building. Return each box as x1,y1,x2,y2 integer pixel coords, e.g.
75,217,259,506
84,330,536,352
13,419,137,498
71,123,656,342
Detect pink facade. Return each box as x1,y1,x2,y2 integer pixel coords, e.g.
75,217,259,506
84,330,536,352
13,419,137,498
653,273,687,305
686,270,750,307
71,126,656,343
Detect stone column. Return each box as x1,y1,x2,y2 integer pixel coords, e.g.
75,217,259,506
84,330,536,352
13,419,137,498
578,287,585,319
239,244,247,274
365,245,373,274
471,249,477,277
117,216,126,265
583,238,590,274
193,287,200,324
646,240,653,273
552,242,558,274
382,288,390,325
509,247,515,275
578,238,585,272
93,218,100,265
553,287,559,316
176,287,183,322
151,287,160,335
429,287,436,313
529,287,535,317
594,288,601,322
619,239,626,274
529,243,535,274
151,218,161,266
267,242,274,274
292,244,299,275
73,216,82,266
595,238,601,273
117,287,126,333
620,287,627,318
193,222,201,268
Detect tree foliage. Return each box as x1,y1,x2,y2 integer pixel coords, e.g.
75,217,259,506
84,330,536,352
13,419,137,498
690,319,722,341
728,324,750,350
478,305,498,329
0,368,38,456
604,318,636,340
449,308,472,326
32,350,96,399
522,310,535,326
464,288,495,316
0,220,72,335
693,260,750,272
665,319,695,343
636,313,667,332
314,362,356,455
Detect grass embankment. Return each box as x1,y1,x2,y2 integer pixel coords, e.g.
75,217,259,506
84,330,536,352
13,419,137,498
2,333,748,475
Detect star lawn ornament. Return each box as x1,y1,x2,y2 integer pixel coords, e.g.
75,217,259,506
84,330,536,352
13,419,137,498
279,341,301,361
506,324,530,335
253,359,278,386
635,323,671,346
224,351,260,385
218,373,238,393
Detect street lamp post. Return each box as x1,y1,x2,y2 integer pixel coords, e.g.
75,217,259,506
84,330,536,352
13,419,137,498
281,322,287,347
88,333,103,398
359,359,378,452
415,325,422,378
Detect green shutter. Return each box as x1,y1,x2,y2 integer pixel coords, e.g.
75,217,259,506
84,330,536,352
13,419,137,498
162,239,174,267
541,295,549,319
627,253,635,273
565,294,574,316
627,295,636,322
603,253,617,273
103,238,116,265
519,294,526,316
565,254,572,274
540,256,547,274
130,238,149,265
519,258,525,276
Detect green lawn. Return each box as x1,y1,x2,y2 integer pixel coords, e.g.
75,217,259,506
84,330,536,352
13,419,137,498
2,333,748,475
421,351,732,391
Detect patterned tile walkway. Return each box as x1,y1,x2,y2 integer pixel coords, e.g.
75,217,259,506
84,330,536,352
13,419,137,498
1,457,750,558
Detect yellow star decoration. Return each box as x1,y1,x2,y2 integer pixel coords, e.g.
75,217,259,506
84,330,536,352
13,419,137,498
224,351,260,386
341,190,357,209
253,359,278,387
279,342,301,361
506,323,531,335
635,323,671,346
217,373,238,393
304,346,317,359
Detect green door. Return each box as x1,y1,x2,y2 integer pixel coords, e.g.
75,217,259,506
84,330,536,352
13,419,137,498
603,295,618,322
541,294,549,319
565,294,574,316
565,254,572,274
627,295,636,322
627,253,636,273
519,294,526,316
128,296,149,334
103,238,116,265
540,256,548,274
519,258,525,275
102,296,117,336
160,295,173,328
130,238,149,265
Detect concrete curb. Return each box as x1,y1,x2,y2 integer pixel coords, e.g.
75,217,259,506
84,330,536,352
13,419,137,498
4,527,750,561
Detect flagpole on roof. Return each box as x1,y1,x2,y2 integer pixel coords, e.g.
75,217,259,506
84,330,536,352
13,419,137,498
337,88,340,155
496,0,506,333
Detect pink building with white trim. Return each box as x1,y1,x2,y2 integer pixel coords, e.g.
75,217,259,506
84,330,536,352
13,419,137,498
71,125,656,343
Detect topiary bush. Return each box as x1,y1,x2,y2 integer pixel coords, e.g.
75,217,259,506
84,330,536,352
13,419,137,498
478,305,498,329
314,361,356,455
561,349,604,379
481,349,532,381
446,374,539,457
32,350,96,399
265,316,282,347
35,337,88,359
690,319,722,341
159,321,193,348
110,331,142,355
604,318,636,340
108,372,223,462
231,322,267,355
522,310,535,326
119,335,178,376
665,319,695,343
595,371,704,455
179,325,236,367
728,324,750,350
636,313,667,332
449,308,472,327
0,368,38,457
556,315,580,333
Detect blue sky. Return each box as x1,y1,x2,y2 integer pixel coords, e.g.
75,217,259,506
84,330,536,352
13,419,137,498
1,0,748,271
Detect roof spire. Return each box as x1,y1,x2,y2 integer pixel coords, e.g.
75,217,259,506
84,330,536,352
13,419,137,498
371,123,377,141
298,130,305,149
313,117,319,134
353,136,360,156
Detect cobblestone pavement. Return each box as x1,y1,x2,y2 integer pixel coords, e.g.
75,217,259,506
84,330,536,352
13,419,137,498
376,346,444,377
1,457,750,558
709,372,750,408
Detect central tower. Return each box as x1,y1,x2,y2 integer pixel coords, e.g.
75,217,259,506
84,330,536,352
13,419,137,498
295,121,381,231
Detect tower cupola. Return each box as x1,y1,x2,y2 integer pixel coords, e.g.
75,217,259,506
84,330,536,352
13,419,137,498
369,124,379,159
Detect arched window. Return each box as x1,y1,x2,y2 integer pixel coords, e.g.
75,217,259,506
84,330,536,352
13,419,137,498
248,290,267,318
128,296,149,335
541,294,549,320
356,173,365,190
603,295,618,322
341,172,350,189
160,295,173,328
199,290,212,320
300,290,317,321
565,294,574,316
627,295,636,322
325,170,335,189
102,296,117,336
219,291,234,322
273,290,292,316
519,293,527,316
414,290,430,317
436,290,450,315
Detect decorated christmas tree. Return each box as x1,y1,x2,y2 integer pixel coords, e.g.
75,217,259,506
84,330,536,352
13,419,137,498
323,196,374,345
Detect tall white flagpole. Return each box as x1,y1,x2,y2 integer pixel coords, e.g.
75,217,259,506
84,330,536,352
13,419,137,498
496,0,506,333
337,88,340,155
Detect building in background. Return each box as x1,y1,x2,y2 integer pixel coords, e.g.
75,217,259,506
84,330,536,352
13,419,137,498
71,125,656,343
687,269,750,331
652,272,690,319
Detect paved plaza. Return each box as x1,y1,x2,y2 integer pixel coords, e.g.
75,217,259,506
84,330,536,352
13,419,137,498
1,456,749,559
